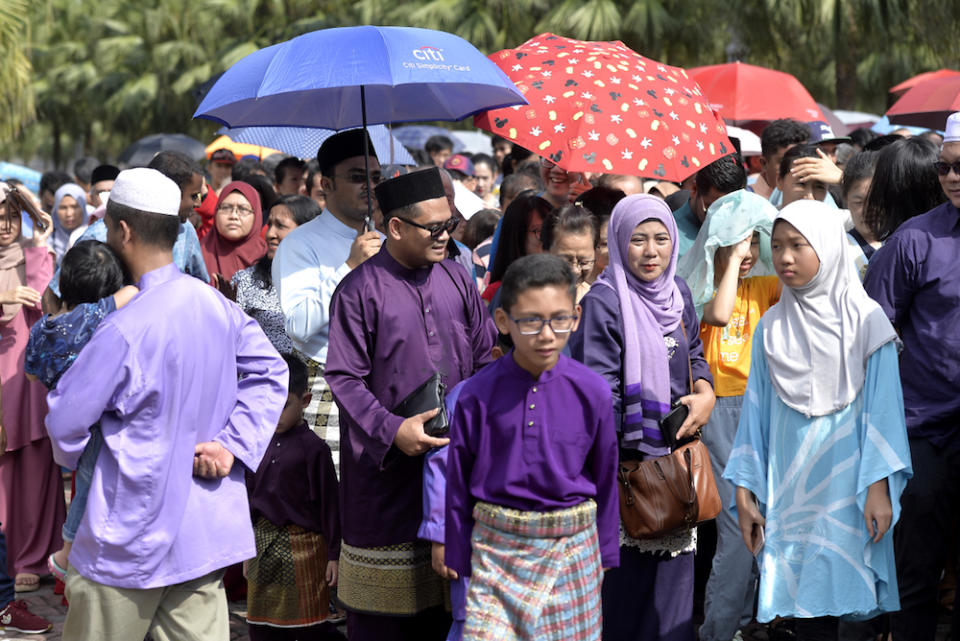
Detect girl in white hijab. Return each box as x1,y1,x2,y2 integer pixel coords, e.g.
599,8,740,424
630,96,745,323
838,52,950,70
723,200,912,639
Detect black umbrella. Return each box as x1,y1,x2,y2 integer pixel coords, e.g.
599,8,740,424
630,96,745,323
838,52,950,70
118,133,207,167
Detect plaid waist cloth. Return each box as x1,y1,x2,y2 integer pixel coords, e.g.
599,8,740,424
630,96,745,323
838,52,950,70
246,517,330,627
465,500,603,641
294,352,340,479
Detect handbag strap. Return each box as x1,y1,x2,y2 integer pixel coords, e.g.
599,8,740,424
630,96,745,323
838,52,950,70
679,317,694,395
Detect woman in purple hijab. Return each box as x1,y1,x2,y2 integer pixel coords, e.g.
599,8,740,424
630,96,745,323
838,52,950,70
569,194,716,641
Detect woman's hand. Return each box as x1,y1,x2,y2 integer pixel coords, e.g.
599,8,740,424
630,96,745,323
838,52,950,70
864,478,893,543
676,379,715,440
211,273,236,301
735,486,765,555
0,286,41,307
31,211,54,248
729,234,753,262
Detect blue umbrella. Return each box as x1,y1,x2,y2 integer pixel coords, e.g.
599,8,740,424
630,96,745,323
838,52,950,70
219,124,417,165
194,25,524,228
193,26,525,130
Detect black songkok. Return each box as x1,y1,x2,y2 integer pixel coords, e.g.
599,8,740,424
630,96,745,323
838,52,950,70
374,167,446,216
91,164,120,184
316,129,377,176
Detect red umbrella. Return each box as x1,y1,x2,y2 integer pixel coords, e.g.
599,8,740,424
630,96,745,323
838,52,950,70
886,75,960,129
889,69,960,97
474,34,732,183
688,62,824,124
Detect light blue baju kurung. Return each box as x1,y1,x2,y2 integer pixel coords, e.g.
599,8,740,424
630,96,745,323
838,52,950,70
724,320,912,622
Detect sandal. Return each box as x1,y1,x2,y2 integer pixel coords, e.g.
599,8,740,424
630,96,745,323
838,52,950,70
13,573,39,593
47,553,67,582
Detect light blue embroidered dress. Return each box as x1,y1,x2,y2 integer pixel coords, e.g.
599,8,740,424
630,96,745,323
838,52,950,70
723,320,912,622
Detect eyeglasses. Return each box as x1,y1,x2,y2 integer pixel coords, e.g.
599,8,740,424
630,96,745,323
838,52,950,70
527,225,542,239
508,314,578,335
334,171,383,185
217,204,255,217
559,255,596,269
539,157,555,169
396,215,461,240
934,161,960,176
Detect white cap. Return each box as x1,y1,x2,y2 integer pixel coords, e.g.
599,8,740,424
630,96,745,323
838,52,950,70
109,168,180,216
944,112,960,143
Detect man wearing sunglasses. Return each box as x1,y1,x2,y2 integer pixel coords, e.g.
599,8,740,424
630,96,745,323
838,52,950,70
272,129,384,479
325,167,497,641
864,111,960,641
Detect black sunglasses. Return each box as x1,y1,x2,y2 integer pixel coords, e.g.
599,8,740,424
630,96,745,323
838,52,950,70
396,215,461,240
934,161,960,176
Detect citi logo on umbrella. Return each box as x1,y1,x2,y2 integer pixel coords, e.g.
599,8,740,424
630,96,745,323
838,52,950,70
413,46,444,62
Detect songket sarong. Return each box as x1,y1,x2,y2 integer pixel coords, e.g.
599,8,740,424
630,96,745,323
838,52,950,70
463,500,602,641
246,517,330,628
338,540,446,616
295,352,340,478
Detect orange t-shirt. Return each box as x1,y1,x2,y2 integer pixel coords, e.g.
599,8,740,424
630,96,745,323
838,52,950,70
700,275,781,397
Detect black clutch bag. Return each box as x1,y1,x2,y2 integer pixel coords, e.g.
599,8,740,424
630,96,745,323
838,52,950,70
392,372,449,437
659,401,691,450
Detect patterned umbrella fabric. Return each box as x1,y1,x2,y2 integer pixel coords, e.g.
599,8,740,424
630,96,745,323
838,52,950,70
475,34,733,182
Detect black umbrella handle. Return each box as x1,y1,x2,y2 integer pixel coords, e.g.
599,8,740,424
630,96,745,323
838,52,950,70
362,85,375,232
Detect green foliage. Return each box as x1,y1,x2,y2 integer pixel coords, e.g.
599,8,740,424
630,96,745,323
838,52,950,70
4,0,959,167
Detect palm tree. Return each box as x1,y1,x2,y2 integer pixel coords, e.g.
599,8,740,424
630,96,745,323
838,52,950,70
0,0,34,143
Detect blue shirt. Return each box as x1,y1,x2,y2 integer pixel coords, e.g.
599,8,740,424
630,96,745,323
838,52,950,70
47,220,209,296
25,297,116,389
672,200,700,260
863,201,960,448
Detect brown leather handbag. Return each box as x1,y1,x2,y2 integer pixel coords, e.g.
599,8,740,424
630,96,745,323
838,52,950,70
616,320,722,540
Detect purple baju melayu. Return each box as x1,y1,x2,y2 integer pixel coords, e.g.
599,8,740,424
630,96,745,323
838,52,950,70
324,247,496,641
46,262,288,590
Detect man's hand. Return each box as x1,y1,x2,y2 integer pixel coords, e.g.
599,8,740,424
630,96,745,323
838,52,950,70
393,408,449,456
193,441,235,478
431,542,458,580
346,231,381,270
790,148,843,186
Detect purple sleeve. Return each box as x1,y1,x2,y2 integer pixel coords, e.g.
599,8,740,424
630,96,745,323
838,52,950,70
311,440,341,559
463,270,498,374
863,234,918,327
46,322,132,469
444,392,477,576
568,288,624,429
325,282,405,468
591,392,621,568
419,445,448,543
212,308,289,472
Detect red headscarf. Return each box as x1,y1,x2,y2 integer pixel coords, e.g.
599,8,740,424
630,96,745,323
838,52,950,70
200,181,267,282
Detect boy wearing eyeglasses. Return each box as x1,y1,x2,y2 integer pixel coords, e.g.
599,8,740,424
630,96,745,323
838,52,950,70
444,253,618,641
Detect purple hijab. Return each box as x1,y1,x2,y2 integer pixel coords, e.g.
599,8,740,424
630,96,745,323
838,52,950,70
595,194,684,453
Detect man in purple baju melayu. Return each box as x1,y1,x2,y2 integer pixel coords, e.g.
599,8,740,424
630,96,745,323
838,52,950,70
45,168,288,640
325,167,497,641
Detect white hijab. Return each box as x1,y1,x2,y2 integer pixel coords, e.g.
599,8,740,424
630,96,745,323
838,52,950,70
763,200,897,417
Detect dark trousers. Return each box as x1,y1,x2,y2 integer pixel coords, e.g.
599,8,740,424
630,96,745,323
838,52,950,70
0,522,11,608
890,437,960,641
796,617,839,641
345,606,450,641
248,622,346,640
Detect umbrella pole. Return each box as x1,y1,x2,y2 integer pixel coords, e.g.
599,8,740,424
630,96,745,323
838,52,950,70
362,85,374,232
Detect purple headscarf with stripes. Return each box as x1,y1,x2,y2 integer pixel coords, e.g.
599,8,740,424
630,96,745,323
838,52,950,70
594,194,684,454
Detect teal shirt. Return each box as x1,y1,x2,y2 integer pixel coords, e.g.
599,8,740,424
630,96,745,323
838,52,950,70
673,200,700,260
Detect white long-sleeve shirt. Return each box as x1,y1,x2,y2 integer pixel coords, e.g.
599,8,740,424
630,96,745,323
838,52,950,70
272,210,358,362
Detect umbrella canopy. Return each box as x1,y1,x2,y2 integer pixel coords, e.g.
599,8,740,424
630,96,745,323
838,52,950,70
833,110,881,130
193,25,526,130
119,133,207,167
725,125,761,156
0,162,41,195
869,115,930,136
205,135,281,161
220,124,417,165
816,103,849,136
475,34,732,182
890,69,960,97
886,75,960,130
392,125,466,153
688,62,825,123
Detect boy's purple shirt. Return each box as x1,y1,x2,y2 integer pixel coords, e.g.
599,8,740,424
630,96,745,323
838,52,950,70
443,352,620,576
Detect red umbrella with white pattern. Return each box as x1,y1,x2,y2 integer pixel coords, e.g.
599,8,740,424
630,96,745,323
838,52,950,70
474,33,733,182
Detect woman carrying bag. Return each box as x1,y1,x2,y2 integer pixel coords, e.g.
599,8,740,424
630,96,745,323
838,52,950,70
570,194,716,641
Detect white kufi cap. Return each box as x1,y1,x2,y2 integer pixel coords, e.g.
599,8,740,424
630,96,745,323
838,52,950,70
109,168,180,216
944,112,960,144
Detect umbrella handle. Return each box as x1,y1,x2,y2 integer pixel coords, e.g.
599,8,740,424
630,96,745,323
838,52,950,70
362,86,376,232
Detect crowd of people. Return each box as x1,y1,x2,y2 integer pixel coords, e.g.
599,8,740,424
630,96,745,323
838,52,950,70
0,106,956,641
